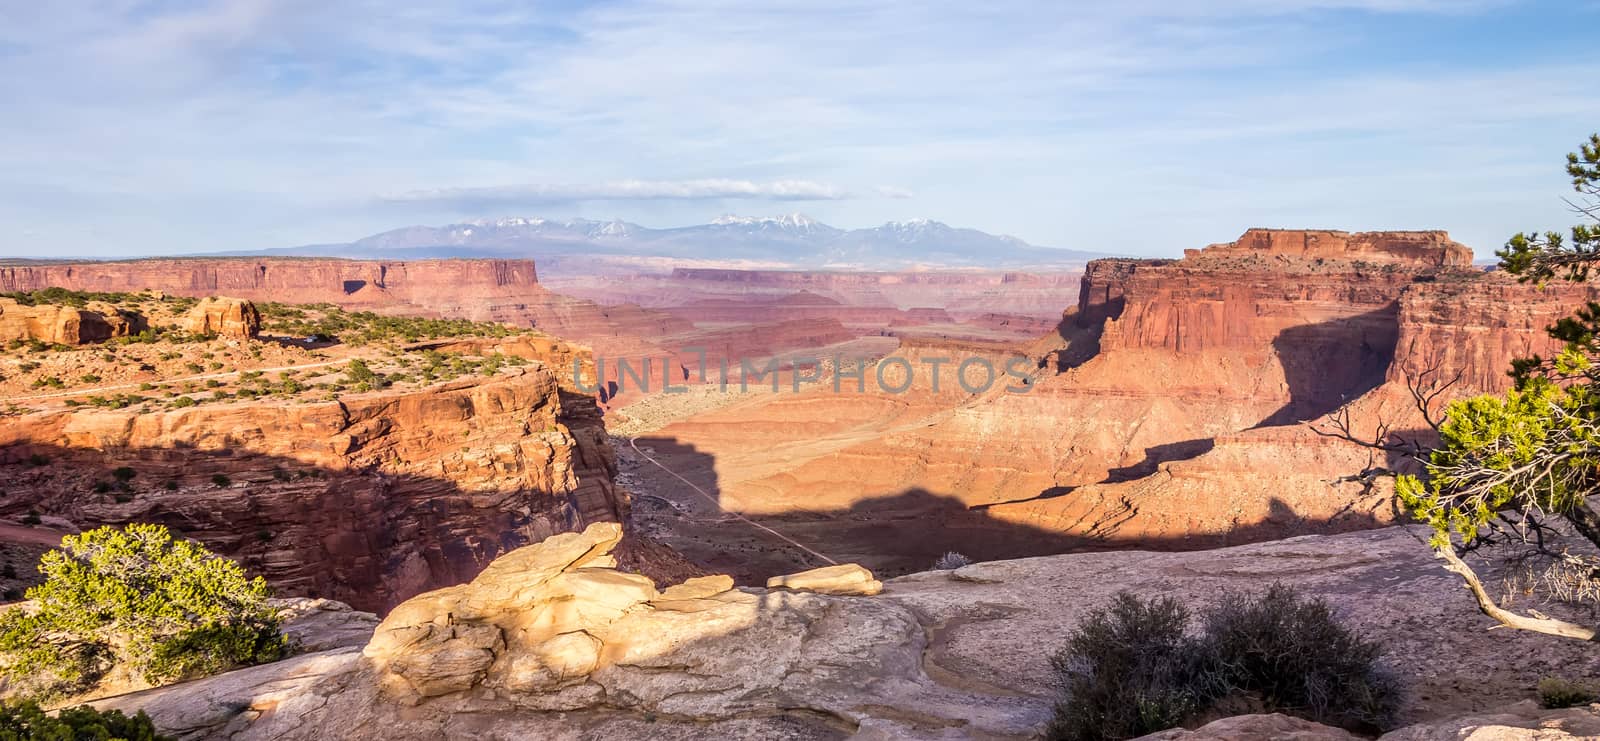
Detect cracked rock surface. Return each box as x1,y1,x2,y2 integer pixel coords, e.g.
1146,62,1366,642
95,525,1600,739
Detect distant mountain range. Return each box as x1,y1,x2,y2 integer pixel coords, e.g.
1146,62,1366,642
221,214,1108,269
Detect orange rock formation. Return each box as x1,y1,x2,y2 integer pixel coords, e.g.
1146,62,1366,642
0,365,622,612
0,297,143,345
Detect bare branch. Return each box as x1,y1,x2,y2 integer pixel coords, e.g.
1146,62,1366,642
1436,545,1598,641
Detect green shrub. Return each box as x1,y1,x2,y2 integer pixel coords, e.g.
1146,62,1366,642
0,524,284,700
1538,677,1599,709
0,698,169,740
1197,584,1401,732
1047,585,1401,740
211,474,231,488
111,467,136,482
1046,593,1211,741
170,396,196,408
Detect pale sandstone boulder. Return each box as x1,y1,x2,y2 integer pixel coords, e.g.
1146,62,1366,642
271,597,379,653
182,296,260,338
1378,701,1600,740
1134,713,1361,740
767,563,883,596
352,522,1034,732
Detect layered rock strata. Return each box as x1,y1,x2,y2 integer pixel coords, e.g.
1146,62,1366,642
0,366,623,612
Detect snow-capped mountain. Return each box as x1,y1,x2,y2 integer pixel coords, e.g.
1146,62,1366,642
246,215,1107,269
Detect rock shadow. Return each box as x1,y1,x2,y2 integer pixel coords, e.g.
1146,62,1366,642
625,435,1389,585
0,437,625,615
1258,304,1399,427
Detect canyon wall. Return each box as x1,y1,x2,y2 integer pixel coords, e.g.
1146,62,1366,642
626,228,1600,574
0,366,624,612
0,258,540,308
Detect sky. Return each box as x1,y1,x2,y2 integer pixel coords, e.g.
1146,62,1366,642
1,0,1597,258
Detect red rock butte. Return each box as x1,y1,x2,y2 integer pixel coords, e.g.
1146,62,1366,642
1186,228,1474,267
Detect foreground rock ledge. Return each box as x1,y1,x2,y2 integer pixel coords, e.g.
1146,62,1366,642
94,526,1600,739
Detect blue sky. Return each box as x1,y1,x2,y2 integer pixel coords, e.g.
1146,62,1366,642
2,0,1597,258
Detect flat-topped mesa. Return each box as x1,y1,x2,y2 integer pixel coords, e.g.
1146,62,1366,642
0,258,541,308
1187,228,1474,267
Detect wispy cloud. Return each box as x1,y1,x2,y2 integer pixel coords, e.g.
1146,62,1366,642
381,179,865,208
0,0,1589,256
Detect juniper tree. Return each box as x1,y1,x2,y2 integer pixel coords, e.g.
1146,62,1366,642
0,524,285,699
1380,133,1600,640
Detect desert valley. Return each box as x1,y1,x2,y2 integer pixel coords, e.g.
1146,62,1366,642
3,218,1600,739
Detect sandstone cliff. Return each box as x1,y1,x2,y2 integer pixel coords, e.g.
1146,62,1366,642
0,365,624,612
1187,228,1474,267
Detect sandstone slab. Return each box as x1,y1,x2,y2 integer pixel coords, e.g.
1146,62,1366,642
767,563,884,596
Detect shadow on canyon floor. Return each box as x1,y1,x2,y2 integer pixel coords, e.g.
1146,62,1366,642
626,435,1393,585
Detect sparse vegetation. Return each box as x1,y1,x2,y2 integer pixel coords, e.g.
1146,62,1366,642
1538,676,1599,709
0,524,284,700
257,302,519,346
0,699,169,740
1046,585,1400,741
1047,592,1206,741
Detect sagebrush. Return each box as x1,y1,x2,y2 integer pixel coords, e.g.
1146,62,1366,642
1046,585,1402,741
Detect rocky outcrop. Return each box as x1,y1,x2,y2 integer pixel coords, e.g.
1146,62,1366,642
364,523,900,712
1135,713,1360,740
0,297,142,345
1187,228,1473,267
766,563,883,596
1136,705,1600,740
90,526,1600,739
0,366,624,612
181,296,260,338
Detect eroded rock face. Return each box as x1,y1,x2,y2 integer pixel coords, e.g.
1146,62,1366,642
365,523,913,718
0,297,142,345
0,366,623,612
182,296,260,338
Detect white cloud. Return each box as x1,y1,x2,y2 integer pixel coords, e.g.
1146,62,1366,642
0,0,1585,256
381,179,863,207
